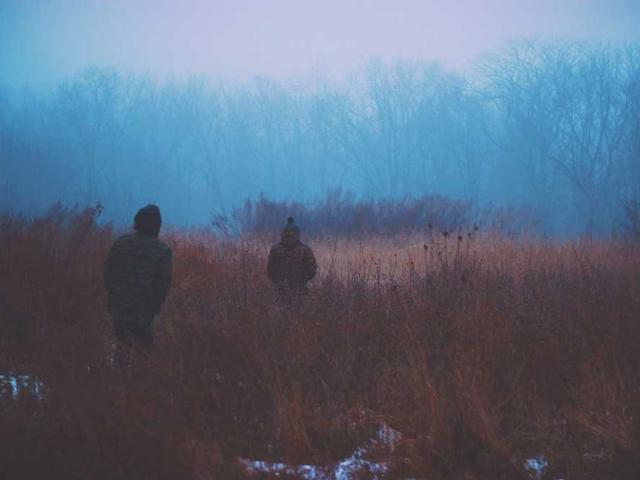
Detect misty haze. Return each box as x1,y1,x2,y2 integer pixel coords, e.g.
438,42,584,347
1,1,640,479
1,0,639,235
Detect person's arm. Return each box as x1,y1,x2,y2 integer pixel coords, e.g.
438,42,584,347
267,246,281,283
153,248,173,314
103,243,118,291
304,247,317,282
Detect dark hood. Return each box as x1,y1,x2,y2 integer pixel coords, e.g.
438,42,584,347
134,204,162,237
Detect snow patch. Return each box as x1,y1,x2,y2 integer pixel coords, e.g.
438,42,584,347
525,455,549,479
0,374,44,400
240,422,400,479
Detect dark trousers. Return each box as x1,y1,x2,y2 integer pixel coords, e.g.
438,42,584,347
113,318,154,368
274,282,308,306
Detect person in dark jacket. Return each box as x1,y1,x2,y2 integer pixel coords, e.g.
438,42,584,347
104,205,172,367
267,217,317,303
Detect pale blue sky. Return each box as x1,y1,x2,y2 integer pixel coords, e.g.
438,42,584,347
1,0,639,86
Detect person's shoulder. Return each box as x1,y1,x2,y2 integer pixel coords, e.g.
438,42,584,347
270,242,285,253
150,236,172,255
117,232,169,251
115,232,136,241
112,232,137,248
298,242,314,252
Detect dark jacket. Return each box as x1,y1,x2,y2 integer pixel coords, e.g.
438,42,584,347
104,232,172,320
267,234,317,292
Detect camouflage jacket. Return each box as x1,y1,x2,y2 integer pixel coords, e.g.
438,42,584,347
104,232,172,319
267,241,317,289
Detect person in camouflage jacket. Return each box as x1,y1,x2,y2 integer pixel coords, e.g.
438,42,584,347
267,217,317,303
104,205,172,366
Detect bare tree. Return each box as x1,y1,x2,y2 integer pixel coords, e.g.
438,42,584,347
483,41,583,232
553,45,634,234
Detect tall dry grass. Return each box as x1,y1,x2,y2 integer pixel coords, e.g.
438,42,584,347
1,205,639,479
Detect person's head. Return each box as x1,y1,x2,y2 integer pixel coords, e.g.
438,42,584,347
281,216,300,247
134,204,162,237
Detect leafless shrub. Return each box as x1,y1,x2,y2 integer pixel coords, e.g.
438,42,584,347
214,190,546,239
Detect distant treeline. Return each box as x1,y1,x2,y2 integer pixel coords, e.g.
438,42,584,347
1,40,639,235
212,190,541,237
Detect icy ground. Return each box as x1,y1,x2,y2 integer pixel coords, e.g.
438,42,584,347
241,421,551,480
240,422,401,479
0,374,44,399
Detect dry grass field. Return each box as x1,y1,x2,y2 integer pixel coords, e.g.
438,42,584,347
1,205,639,479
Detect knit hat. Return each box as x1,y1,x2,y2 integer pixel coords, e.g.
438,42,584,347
282,216,300,235
134,204,162,237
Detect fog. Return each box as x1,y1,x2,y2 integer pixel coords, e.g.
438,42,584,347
1,1,639,234
2,0,639,86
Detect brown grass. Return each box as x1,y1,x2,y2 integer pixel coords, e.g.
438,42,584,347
1,204,639,479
